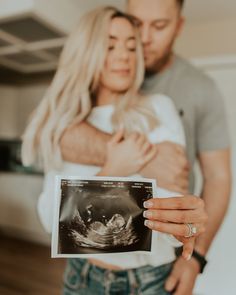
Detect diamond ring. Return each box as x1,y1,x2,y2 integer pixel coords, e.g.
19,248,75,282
184,223,197,238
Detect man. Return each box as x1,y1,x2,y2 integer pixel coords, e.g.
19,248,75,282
60,0,231,294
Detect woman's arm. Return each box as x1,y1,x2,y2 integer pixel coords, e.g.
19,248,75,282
97,130,157,176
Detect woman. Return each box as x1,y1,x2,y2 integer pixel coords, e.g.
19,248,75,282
22,6,206,294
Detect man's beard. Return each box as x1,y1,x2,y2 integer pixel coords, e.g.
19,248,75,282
145,39,175,77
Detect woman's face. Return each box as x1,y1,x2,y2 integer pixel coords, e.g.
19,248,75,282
100,17,137,93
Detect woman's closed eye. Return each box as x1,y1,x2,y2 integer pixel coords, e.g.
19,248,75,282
108,45,115,51
108,45,136,52
127,46,136,52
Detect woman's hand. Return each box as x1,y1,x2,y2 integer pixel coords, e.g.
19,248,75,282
98,129,157,176
143,196,208,260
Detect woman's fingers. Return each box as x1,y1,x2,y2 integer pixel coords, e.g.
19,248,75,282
179,237,195,261
144,220,204,237
143,208,208,224
109,129,124,145
139,145,157,166
140,141,153,155
135,134,148,147
143,196,204,210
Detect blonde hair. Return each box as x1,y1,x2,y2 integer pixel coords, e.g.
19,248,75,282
22,6,158,172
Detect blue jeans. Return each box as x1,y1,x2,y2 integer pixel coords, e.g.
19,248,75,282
63,258,173,295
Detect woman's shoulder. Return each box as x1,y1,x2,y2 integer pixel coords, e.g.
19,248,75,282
146,93,175,106
143,93,177,115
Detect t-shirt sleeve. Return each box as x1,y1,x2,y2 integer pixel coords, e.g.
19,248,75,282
196,79,230,152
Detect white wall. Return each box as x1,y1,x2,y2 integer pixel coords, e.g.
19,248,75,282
176,18,236,58
194,64,236,295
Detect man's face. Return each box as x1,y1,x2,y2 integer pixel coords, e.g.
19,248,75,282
127,0,184,73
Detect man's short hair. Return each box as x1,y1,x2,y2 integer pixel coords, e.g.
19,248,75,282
177,0,185,9
127,0,185,10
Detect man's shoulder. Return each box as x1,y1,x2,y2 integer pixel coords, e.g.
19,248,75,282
174,55,215,88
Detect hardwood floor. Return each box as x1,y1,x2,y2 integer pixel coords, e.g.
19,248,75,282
0,232,66,295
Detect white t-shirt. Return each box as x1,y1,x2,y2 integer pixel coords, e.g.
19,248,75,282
38,94,186,268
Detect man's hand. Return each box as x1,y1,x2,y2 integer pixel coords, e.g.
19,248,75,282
165,256,200,295
143,196,208,260
141,141,190,194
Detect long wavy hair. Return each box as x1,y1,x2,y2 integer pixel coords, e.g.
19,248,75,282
22,6,158,172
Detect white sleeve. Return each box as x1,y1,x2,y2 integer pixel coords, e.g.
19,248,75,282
148,94,186,146
37,171,57,233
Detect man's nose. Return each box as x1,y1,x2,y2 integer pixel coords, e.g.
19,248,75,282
140,24,152,45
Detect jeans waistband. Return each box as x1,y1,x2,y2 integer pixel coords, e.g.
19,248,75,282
71,259,139,294
70,258,173,293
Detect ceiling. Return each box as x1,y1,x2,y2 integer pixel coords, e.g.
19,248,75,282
71,0,236,23
0,0,235,83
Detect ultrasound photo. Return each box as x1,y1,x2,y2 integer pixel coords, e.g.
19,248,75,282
52,176,156,257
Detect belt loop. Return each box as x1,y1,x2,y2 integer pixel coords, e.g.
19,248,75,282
128,269,139,295
80,261,90,288
104,270,115,295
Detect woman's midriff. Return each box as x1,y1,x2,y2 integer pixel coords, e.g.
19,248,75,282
88,258,123,270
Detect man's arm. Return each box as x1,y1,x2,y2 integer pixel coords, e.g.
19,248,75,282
141,141,190,194
165,148,231,295
60,121,111,166
195,148,231,255
61,123,190,192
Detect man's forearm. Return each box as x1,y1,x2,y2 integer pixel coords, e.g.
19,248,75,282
60,121,111,166
195,177,231,255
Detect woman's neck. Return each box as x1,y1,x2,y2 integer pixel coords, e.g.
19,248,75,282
95,87,119,107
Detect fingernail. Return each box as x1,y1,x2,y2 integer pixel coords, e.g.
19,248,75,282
143,201,153,208
183,253,192,261
143,210,152,218
144,220,153,227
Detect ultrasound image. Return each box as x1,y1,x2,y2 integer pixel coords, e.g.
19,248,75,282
57,179,154,254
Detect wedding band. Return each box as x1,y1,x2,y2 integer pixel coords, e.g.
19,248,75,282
184,223,197,238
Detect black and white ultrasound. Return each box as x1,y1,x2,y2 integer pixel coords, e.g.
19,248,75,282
55,178,155,255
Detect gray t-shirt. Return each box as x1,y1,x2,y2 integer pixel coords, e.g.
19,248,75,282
142,55,230,192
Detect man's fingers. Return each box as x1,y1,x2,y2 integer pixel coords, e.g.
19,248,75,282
160,141,186,156
173,279,190,295
143,209,207,224
165,271,179,292
109,129,124,144
144,196,204,210
172,260,195,295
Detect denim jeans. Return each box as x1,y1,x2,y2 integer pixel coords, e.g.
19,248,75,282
63,258,173,295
